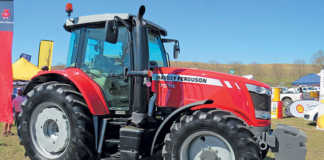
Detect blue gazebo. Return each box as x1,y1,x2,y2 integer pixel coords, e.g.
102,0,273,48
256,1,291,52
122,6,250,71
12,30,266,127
292,73,320,86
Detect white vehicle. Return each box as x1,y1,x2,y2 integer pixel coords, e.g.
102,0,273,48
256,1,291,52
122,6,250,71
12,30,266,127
313,86,320,92
285,88,299,94
280,92,303,107
304,105,319,122
271,87,302,107
301,86,319,93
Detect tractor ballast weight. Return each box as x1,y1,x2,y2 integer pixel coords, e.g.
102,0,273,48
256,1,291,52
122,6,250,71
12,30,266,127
268,124,307,160
18,5,307,160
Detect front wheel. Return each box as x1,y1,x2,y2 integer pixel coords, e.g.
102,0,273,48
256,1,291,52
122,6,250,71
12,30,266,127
162,110,261,160
18,82,95,160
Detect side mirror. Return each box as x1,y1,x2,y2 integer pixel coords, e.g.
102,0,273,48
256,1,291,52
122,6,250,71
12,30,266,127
105,20,118,43
173,41,180,59
162,38,180,59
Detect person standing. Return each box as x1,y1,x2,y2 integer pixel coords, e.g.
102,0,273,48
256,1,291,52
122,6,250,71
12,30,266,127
2,95,15,136
13,89,24,122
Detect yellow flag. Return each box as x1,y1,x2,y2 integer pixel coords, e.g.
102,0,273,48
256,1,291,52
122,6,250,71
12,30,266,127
38,40,54,70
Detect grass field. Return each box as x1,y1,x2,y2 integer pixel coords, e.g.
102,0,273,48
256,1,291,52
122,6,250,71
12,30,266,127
0,117,323,160
0,123,27,160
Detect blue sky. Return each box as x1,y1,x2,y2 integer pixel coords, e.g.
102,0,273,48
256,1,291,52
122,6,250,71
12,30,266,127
11,0,324,65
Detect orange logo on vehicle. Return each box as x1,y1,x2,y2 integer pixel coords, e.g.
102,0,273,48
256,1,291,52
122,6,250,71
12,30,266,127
296,104,304,113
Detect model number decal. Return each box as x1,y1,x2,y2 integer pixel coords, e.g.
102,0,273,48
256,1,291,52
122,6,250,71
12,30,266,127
152,74,223,86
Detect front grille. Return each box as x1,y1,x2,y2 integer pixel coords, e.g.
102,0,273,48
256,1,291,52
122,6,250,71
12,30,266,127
249,91,271,112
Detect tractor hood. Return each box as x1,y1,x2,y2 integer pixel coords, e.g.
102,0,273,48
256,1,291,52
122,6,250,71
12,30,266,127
152,67,271,127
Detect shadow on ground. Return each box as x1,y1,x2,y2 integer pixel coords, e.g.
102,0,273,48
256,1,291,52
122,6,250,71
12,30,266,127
308,122,317,126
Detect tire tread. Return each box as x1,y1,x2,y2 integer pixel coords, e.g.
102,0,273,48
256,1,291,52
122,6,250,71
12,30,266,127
18,82,95,160
162,109,261,160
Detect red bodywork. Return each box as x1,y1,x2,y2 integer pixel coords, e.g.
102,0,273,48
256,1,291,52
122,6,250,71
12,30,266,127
151,67,271,127
31,67,270,127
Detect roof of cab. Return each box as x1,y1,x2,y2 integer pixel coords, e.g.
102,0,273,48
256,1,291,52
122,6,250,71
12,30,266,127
65,13,167,36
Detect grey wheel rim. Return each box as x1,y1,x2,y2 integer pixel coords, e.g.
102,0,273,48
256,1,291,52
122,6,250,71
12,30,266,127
283,99,292,107
30,102,71,159
180,131,235,160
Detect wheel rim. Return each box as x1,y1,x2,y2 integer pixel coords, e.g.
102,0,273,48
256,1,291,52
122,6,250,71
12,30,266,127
180,131,235,160
30,102,71,159
283,99,292,106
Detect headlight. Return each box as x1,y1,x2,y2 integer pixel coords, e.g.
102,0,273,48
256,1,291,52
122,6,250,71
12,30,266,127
246,84,271,96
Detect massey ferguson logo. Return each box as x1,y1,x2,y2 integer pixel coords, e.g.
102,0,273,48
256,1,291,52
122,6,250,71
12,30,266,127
153,74,208,84
1,9,10,20
152,74,224,86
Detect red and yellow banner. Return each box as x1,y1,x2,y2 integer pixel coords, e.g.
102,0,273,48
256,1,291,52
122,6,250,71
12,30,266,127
0,0,14,123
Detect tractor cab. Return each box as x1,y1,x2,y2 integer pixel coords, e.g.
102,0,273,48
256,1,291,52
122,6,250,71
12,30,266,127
64,13,177,115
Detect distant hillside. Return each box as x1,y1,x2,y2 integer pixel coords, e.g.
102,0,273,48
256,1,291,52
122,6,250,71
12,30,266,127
52,62,320,87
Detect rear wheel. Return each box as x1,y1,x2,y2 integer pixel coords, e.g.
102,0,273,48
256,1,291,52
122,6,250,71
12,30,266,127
282,98,293,107
18,82,95,160
162,110,261,160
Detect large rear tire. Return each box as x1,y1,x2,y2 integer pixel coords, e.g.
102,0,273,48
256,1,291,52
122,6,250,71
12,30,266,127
18,82,95,160
162,110,261,160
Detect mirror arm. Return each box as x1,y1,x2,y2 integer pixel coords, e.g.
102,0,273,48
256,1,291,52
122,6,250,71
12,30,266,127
166,52,171,67
162,38,178,43
175,41,180,47
114,16,131,31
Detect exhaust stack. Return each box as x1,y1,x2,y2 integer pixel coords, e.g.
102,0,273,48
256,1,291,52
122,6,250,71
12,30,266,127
131,5,149,125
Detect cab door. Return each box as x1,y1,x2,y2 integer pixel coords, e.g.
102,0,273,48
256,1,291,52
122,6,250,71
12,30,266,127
79,27,131,115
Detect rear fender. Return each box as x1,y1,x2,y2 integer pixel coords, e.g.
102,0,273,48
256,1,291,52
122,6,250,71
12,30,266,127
23,68,109,115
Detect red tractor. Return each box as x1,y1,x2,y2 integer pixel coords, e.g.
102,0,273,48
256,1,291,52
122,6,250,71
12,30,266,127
18,5,306,160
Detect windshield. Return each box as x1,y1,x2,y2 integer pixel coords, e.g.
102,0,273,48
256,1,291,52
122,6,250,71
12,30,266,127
66,29,80,67
83,27,129,75
67,29,168,68
66,27,130,72
148,31,168,67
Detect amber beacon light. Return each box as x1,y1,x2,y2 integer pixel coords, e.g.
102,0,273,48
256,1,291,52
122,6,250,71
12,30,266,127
65,3,73,17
